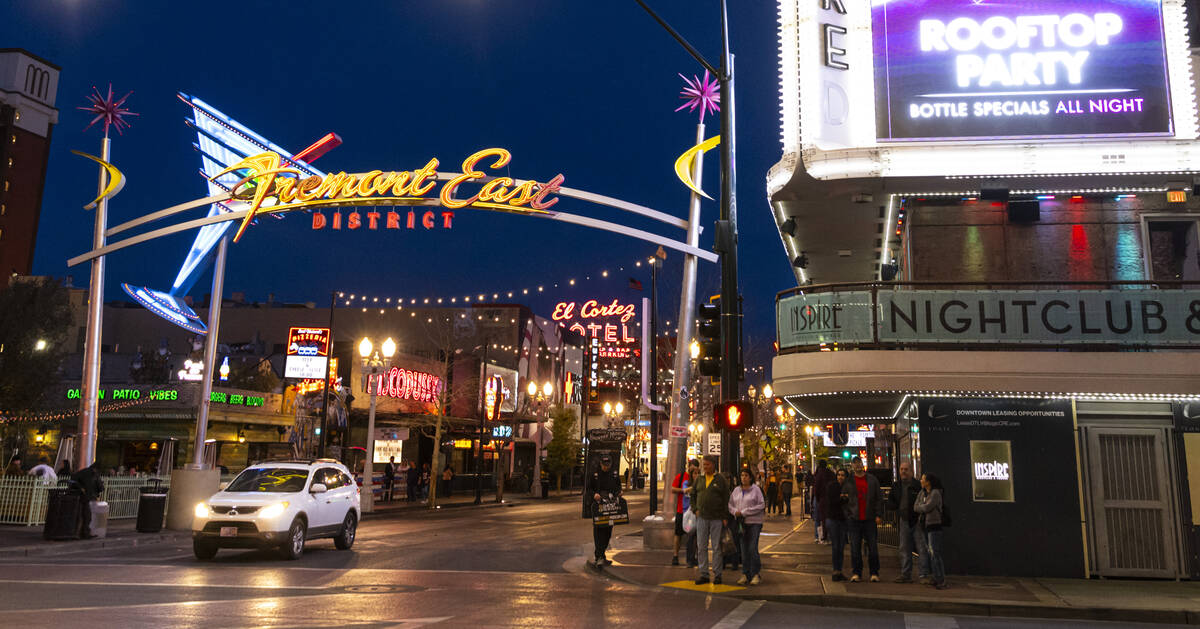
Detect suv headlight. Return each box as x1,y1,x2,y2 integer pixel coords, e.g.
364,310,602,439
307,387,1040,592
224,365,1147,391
194,503,210,518
258,502,289,519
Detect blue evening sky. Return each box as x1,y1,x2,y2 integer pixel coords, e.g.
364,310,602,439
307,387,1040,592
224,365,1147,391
4,1,792,382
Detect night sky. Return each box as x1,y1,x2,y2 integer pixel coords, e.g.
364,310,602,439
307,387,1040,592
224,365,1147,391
5,1,792,381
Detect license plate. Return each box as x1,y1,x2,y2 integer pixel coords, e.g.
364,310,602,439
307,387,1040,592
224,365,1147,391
219,527,238,537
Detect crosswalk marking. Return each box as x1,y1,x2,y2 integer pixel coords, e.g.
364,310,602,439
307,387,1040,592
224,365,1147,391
710,600,764,629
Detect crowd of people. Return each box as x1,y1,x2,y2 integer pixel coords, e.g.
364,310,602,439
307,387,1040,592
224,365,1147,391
650,455,950,590
380,456,434,502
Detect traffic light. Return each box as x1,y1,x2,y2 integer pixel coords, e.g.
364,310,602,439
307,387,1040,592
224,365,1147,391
714,400,753,433
697,301,721,377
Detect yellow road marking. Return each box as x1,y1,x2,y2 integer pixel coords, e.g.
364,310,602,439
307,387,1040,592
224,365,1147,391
659,579,746,593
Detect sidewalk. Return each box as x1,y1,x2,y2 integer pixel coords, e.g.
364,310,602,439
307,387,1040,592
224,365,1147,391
0,518,188,558
364,489,579,518
596,513,1200,625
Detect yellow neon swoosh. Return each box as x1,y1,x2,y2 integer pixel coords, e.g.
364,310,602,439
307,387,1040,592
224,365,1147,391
71,150,126,210
674,135,720,200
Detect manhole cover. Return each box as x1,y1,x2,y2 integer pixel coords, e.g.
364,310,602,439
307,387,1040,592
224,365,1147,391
339,584,423,594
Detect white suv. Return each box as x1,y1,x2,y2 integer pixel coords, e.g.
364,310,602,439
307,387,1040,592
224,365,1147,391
192,459,360,560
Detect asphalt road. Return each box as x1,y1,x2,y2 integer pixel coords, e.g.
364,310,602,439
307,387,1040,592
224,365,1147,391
0,495,1186,628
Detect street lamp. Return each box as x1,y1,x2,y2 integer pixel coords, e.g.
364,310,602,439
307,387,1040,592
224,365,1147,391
359,335,396,513
527,379,554,497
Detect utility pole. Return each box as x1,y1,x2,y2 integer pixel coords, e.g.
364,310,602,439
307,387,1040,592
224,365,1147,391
318,291,335,459
634,0,740,475
649,257,659,514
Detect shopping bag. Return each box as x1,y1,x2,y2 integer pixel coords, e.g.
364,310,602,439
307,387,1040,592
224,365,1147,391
683,509,696,534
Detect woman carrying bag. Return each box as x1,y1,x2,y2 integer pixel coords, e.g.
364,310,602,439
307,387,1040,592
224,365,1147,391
914,472,948,590
728,468,766,585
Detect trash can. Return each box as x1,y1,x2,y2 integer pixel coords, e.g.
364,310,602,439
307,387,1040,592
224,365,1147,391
43,486,83,541
137,480,169,533
89,500,109,538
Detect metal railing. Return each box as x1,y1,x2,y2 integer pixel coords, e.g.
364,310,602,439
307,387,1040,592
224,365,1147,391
0,476,171,526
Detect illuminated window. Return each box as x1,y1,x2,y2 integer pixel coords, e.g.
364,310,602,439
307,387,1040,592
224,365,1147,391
12,111,18,122
9,135,14,144
6,158,11,167
3,181,7,191
0,204,5,216
0,228,4,241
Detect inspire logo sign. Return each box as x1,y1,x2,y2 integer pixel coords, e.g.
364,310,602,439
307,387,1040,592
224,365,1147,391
970,440,1015,502
873,0,1173,141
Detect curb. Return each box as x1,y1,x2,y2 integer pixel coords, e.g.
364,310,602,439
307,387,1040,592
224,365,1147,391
583,559,1200,626
361,494,580,520
0,530,189,558
749,593,1200,626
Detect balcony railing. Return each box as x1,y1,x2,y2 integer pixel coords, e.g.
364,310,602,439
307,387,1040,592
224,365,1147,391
777,280,1200,353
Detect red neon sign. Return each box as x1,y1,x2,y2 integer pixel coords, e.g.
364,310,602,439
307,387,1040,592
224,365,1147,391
552,299,636,323
374,367,443,403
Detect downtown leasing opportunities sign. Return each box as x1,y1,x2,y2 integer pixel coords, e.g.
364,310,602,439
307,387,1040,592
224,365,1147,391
778,289,1200,349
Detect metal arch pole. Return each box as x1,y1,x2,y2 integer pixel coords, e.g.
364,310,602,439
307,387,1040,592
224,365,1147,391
77,136,111,469
189,234,229,468
662,122,707,515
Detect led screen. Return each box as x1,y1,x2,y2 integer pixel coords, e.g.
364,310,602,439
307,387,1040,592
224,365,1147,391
872,0,1173,141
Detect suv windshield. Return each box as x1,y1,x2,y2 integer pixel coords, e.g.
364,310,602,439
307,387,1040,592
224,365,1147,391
226,468,310,493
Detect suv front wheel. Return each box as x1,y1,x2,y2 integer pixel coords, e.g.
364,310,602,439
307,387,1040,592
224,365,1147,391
280,518,306,560
193,539,217,561
335,512,357,550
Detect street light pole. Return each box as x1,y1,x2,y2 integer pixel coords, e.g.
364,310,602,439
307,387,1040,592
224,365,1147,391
359,337,395,514
318,291,336,458
475,342,489,506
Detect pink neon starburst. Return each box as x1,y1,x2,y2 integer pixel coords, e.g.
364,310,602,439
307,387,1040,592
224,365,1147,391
675,70,720,124
78,84,138,136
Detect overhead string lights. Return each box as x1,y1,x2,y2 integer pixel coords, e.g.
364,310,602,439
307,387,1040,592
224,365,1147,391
0,396,152,424
333,255,668,310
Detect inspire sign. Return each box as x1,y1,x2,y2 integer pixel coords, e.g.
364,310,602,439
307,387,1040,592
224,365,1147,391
872,0,1173,141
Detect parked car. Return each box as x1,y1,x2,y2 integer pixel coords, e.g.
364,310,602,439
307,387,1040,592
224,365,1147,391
192,459,359,560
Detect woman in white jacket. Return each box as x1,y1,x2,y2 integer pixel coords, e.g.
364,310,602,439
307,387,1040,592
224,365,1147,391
729,468,766,585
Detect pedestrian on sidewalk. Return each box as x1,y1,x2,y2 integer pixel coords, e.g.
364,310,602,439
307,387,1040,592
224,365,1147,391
690,455,730,585
420,463,431,501
383,457,396,502
826,467,849,580
914,472,948,590
671,458,700,567
764,468,778,515
842,457,883,583
729,468,765,585
56,459,72,478
4,455,22,476
780,464,794,516
405,462,420,502
442,465,455,498
812,459,833,542
28,456,57,483
586,455,622,567
72,461,104,539
888,461,930,584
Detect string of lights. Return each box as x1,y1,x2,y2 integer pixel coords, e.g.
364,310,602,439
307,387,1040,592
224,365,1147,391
335,255,668,309
0,396,153,424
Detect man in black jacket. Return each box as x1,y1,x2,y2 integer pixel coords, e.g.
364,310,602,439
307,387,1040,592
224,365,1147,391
72,462,104,539
586,455,622,567
887,461,930,583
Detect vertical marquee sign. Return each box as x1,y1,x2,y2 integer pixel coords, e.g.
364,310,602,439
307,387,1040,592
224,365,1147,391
484,374,504,422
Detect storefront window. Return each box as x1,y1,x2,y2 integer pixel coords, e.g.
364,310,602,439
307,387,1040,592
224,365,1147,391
1148,220,1200,281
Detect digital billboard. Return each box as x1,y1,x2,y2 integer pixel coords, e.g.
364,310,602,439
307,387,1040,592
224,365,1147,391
873,0,1173,142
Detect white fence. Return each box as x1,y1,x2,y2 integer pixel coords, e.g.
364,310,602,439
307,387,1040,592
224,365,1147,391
0,476,171,526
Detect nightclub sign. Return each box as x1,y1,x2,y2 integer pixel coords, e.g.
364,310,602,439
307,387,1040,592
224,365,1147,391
872,0,1173,141
778,289,1200,348
217,148,564,242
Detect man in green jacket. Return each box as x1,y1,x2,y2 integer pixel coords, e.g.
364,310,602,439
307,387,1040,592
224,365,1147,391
690,455,730,584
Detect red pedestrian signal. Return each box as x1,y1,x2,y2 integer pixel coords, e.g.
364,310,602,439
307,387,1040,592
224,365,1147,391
714,401,753,433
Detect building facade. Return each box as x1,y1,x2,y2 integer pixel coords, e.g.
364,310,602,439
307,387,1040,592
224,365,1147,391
770,0,1200,579
0,49,57,277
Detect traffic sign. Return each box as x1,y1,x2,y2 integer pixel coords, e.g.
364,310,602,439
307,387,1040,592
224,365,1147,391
706,433,722,455
669,425,688,439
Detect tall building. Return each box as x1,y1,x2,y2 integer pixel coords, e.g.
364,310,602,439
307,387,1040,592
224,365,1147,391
0,48,59,277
